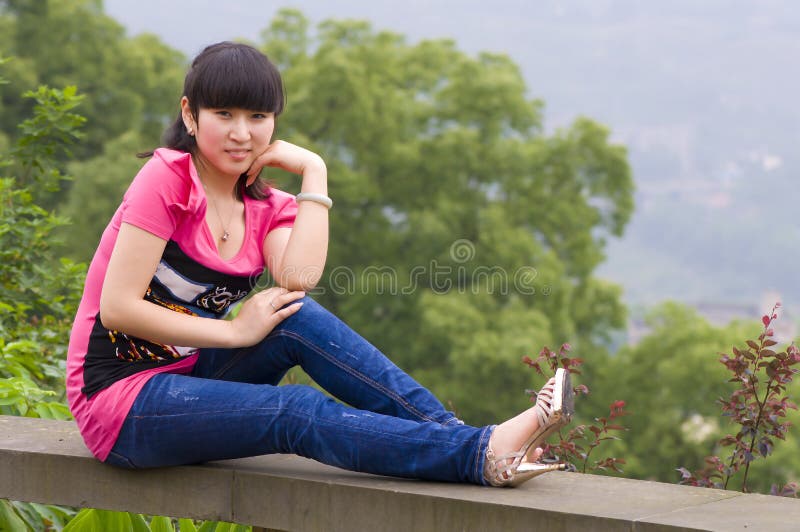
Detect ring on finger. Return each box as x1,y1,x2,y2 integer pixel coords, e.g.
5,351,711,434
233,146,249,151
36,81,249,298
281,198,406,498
269,300,277,311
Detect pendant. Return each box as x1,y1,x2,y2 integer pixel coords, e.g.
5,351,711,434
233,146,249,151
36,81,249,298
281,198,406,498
221,231,230,242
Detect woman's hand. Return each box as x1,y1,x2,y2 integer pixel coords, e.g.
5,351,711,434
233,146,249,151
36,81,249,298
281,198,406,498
246,140,325,185
228,287,306,346
252,139,329,293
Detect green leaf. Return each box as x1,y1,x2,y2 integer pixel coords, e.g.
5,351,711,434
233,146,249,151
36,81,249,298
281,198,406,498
28,502,76,529
64,508,147,532
0,500,30,532
197,521,249,532
0,396,22,406
178,518,200,532
150,515,176,532
7,500,49,532
197,521,218,532
63,508,96,531
131,512,151,532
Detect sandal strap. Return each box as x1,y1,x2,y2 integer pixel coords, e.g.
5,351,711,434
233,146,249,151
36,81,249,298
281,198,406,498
484,447,526,486
533,382,556,427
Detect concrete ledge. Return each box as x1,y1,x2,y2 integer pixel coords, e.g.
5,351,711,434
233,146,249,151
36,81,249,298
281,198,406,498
1,415,799,531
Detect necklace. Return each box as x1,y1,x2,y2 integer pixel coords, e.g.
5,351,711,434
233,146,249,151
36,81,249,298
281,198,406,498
204,186,236,242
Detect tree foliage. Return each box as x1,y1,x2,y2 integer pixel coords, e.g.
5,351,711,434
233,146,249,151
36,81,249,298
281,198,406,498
584,303,762,481
0,55,264,532
0,78,86,412
0,0,796,516
14,5,636,424
0,0,184,157
0,57,84,532
679,304,800,495
260,9,634,423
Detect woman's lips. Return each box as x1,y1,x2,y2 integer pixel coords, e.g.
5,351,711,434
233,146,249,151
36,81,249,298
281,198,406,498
226,149,250,161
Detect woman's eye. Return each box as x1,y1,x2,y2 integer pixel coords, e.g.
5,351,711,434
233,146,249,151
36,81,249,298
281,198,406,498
215,110,231,117
252,113,270,119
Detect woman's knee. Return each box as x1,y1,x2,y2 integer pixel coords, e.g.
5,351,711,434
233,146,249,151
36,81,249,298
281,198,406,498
290,295,325,318
274,295,338,333
274,383,334,414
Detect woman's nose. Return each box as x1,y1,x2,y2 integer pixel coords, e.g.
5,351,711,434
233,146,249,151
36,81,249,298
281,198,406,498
229,116,251,141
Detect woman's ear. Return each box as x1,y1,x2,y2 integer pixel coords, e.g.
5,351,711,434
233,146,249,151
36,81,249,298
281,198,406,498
180,97,196,135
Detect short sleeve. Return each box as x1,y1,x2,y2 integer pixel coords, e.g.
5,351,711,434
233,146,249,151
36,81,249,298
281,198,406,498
120,150,198,240
267,189,298,232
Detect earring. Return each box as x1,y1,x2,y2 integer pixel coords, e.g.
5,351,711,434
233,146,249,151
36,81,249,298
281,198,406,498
187,127,194,136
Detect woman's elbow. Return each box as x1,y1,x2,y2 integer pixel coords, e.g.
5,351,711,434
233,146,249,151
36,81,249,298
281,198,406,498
98,297,125,331
273,265,323,292
281,277,319,292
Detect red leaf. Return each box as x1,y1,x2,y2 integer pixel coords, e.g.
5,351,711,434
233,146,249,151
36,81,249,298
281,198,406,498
762,315,771,327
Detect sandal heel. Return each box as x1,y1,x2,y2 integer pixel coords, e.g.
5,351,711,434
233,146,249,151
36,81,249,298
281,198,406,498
483,368,575,487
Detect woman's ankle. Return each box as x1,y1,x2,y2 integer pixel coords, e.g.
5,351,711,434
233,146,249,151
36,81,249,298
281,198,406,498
489,406,541,458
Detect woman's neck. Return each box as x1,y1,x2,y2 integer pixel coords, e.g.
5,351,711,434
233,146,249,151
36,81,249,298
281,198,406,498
193,155,240,201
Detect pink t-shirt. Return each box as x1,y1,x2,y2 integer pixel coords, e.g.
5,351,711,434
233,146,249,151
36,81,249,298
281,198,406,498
66,148,297,460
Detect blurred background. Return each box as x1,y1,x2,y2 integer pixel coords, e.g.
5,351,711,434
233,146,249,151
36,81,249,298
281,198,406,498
104,0,800,319
1,0,797,491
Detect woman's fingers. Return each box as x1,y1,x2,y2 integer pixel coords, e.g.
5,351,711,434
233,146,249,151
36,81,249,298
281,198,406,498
270,300,304,322
230,288,305,346
246,141,282,179
246,140,325,180
265,288,305,313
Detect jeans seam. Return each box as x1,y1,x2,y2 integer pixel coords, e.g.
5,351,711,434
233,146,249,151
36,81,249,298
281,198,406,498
130,406,284,419
106,450,138,469
207,348,253,379
275,329,438,423
476,425,494,485
291,410,453,445
129,405,447,445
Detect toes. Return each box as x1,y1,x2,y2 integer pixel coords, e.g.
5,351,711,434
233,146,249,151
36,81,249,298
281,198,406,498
531,447,544,461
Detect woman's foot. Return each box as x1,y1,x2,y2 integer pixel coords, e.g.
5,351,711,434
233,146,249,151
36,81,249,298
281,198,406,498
483,368,574,487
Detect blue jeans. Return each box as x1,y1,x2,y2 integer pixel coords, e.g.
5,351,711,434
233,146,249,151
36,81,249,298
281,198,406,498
106,297,493,485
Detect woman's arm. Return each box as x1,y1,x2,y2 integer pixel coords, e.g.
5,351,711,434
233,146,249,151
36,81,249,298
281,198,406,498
255,140,329,291
100,222,304,348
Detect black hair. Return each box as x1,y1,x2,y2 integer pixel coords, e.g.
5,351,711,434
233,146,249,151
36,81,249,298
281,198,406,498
141,42,285,200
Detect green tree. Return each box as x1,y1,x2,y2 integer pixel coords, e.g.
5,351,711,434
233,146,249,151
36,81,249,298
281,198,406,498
584,303,770,483
7,2,635,429
61,130,148,259
260,9,634,424
0,63,84,530
0,74,84,414
0,0,185,157
0,0,185,255
0,57,258,532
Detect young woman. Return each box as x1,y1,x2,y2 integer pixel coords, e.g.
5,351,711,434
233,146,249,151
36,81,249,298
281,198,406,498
66,41,574,487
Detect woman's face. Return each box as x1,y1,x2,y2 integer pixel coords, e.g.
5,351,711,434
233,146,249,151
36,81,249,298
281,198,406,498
182,98,275,181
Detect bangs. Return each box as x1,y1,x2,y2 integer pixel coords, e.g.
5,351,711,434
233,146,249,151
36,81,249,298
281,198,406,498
186,43,284,114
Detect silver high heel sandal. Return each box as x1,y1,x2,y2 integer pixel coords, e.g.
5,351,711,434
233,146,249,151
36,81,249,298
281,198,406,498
484,368,575,487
